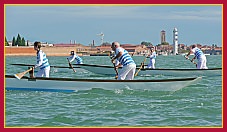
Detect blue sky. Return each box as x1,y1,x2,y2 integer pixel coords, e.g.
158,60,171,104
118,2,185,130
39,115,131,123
5,5,222,46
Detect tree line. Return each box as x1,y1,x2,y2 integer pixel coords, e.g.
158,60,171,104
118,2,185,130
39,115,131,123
5,34,28,46
4,34,162,47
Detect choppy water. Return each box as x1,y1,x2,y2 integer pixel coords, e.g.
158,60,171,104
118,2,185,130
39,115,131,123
5,55,222,127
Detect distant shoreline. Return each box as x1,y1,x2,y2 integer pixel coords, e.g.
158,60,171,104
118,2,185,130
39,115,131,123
5,47,84,56
5,46,220,56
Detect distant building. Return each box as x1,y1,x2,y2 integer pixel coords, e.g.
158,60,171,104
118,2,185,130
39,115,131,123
160,30,166,44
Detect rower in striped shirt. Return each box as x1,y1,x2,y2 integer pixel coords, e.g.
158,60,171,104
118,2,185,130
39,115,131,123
33,41,50,77
185,44,208,69
67,51,83,64
111,41,136,80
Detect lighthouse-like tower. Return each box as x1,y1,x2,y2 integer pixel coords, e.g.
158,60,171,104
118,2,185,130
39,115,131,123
173,27,178,55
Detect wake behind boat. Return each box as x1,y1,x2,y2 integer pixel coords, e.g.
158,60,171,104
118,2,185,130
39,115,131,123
5,75,202,92
75,64,222,77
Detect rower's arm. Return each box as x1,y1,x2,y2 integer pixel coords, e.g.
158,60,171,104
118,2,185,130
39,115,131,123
186,51,192,57
34,51,43,68
112,51,122,62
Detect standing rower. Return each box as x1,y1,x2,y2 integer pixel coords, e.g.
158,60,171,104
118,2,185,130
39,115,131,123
185,44,208,69
111,41,136,80
33,41,50,77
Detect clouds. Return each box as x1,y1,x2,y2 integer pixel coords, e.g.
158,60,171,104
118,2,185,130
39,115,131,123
6,5,222,21
168,9,221,21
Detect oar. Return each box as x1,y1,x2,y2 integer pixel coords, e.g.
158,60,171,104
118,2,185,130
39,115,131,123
112,62,118,79
67,58,76,72
135,56,147,76
185,56,197,67
109,52,118,79
14,67,33,80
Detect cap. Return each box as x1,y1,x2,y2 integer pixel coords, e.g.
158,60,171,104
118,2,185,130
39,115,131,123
70,51,75,55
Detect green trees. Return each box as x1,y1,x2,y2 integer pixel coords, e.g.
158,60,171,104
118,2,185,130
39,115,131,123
12,37,16,46
7,34,26,46
15,34,26,46
141,41,153,46
15,34,22,46
21,37,25,46
5,37,9,46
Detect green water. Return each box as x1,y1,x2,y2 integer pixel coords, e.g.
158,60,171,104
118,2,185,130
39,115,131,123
5,55,222,127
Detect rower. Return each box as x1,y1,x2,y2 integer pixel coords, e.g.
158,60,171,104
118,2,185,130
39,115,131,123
111,41,136,80
185,44,208,69
147,47,156,69
67,51,83,65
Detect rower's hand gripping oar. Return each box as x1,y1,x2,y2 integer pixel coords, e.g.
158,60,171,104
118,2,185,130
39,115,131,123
135,56,147,76
67,58,76,72
185,56,197,67
14,67,33,80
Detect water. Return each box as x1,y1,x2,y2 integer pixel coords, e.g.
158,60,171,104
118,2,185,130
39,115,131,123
5,55,222,127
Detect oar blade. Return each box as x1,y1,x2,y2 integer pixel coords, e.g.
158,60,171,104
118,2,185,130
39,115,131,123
14,72,26,80
14,68,33,80
72,68,76,72
14,73,22,80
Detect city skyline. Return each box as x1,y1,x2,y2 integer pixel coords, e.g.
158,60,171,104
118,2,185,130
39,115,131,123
5,5,222,46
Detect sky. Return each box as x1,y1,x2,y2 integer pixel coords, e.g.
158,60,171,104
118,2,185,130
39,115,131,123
5,5,222,46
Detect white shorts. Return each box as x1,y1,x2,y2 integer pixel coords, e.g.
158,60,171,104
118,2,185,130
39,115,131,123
118,63,136,80
197,55,208,69
36,66,50,77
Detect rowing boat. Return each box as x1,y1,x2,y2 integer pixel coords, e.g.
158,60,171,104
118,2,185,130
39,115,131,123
10,63,80,69
10,63,83,73
5,75,202,92
75,64,222,77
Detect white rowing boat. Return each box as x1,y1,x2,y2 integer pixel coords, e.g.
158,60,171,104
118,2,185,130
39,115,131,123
10,63,80,69
5,75,202,92
10,63,84,73
10,63,222,77
75,64,222,77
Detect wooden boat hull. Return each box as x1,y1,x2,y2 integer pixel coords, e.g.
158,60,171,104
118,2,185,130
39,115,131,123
5,75,202,92
76,64,222,77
